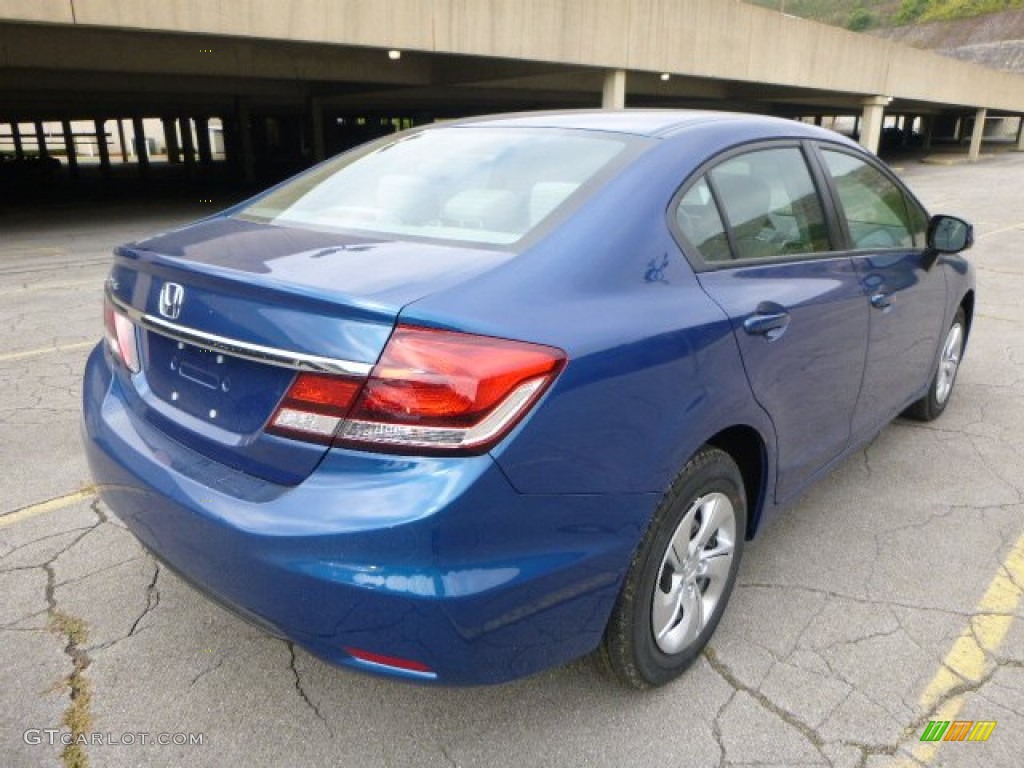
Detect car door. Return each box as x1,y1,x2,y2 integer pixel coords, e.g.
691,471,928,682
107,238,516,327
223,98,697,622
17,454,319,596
673,143,869,502
814,146,947,439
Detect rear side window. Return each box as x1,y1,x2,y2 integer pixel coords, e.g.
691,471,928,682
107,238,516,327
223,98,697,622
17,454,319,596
709,147,831,261
821,150,920,249
675,177,731,263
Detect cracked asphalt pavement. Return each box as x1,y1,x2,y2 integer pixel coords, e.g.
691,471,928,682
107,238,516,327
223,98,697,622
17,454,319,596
2,154,1023,768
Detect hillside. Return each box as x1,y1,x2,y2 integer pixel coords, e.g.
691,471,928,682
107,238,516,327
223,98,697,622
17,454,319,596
745,0,1024,31
876,8,1024,70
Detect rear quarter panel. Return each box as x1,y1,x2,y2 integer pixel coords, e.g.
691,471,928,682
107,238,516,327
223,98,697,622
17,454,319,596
401,127,783,502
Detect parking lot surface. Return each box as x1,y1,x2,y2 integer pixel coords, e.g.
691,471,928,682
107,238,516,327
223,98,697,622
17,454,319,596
2,155,1023,768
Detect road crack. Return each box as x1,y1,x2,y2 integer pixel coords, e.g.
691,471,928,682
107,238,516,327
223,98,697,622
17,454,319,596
127,561,160,638
189,654,228,689
704,646,832,765
32,512,107,767
48,610,92,768
287,642,329,731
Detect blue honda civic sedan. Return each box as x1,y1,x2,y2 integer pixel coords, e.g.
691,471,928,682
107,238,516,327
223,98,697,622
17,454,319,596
83,110,974,688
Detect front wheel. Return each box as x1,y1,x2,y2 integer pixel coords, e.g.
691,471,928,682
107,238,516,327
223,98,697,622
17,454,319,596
904,308,966,422
601,446,746,689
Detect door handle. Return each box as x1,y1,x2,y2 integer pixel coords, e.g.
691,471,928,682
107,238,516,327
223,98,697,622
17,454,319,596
743,307,791,340
870,292,893,310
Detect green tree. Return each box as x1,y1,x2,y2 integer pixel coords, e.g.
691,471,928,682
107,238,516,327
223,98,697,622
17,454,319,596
895,0,932,24
847,8,876,30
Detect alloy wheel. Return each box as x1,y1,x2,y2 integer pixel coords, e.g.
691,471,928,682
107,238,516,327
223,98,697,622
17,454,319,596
651,492,737,655
935,322,964,405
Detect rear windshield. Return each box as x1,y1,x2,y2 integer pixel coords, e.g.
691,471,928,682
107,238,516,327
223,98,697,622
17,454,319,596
235,127,631,245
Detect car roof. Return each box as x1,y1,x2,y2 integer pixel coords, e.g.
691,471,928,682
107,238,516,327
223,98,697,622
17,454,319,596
443,109,830,139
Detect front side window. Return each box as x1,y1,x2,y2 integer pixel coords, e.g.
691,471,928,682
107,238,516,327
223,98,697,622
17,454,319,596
235,127,631,246
821,149,917,250
709,147,831,261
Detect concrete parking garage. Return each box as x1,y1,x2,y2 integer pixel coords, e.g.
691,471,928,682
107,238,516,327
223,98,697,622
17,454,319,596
1,149,1023,768
3,0,1024,206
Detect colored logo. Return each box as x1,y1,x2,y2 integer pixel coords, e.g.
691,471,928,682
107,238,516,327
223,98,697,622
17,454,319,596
920,720,996,742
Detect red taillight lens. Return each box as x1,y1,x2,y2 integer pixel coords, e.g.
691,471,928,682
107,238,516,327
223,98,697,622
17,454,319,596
267,373,363,443
267,325,566,453
339,325,565,453
103,298,140,373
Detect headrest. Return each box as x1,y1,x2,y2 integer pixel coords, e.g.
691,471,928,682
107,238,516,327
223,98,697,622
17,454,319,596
442,189,518,230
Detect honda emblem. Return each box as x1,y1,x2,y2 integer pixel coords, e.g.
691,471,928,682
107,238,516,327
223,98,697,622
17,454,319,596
158,282,185,320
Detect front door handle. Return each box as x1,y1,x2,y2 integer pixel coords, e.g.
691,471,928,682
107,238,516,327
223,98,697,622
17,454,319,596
743,304,791,340
870,292,893,310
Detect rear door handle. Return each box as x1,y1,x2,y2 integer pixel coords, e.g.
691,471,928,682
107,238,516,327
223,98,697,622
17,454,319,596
743,305,791,340
870,292,893,310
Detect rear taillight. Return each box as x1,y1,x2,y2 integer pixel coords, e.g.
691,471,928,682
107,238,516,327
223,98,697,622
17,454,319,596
267,373,363,443
341,326,565,452
267,325,565,454
103,298,140,373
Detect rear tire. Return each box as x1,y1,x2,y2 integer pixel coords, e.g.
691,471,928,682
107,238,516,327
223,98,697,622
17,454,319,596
600,446,746,689
903,308,966,422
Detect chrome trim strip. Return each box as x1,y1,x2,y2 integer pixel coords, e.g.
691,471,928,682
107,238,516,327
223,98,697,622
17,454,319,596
106,288,374,377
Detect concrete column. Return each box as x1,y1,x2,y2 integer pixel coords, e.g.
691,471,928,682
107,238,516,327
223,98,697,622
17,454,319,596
116,119,129,162
11,123,24,159
858,96,889,155
602,69,626,110
221,113,238,171
310,98,326,162
61,119,79,180
814,115,823,127
34,121,48,158
1015,116,1024,151
237,100,256,184
921,116,934,151
162,117,180,163
131,116,149,178
179,116,195,176
900,115,912,147
94,119,111,181
195,117,212,165
969,107,987,162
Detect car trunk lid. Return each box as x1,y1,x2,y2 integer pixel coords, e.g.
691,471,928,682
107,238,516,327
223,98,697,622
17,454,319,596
106,215,510,484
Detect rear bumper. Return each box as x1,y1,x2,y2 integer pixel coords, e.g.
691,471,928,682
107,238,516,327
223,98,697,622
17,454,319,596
82,345,653,684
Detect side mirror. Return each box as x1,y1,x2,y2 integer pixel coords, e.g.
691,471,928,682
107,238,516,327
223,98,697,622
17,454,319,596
927,215,974,254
